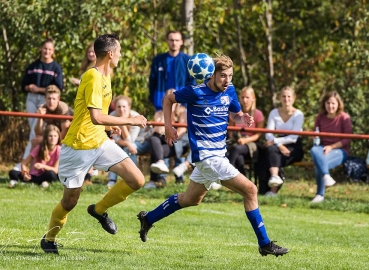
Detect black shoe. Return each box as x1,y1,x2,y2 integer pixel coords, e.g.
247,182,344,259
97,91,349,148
175,176,184,184
137,211,153,242
156,177,166,188
259,241,289,257
40,234,62,254
87,204,117,234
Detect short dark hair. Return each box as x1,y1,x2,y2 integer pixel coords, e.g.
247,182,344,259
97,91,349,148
166,30,182,40
94,34,119,58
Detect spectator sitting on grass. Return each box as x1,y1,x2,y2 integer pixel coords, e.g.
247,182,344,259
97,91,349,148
8,124,61,188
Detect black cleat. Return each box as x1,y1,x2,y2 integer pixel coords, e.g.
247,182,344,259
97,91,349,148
259,241,289,257
40,234,61,254
87,204,117,234
137,211,153,242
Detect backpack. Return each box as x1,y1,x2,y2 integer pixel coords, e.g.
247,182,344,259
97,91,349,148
343,156,367,182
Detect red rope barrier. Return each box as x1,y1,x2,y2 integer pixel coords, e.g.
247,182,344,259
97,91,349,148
1,110,368,140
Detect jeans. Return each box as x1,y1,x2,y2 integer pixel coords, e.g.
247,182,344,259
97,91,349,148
108,140,150,182
24,93,45,159
310,146,348,196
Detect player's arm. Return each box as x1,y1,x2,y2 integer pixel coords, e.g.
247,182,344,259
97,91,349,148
89,108,147,127
163,93,179,146
60,120,71,140
230,111,254,127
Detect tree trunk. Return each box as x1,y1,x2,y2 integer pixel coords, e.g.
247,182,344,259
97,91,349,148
233,0,250,86
181,0,194,55
264,0,276,107
152,0,157,56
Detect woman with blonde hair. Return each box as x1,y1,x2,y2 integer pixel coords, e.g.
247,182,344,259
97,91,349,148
258,86,304,196
227,86,264,177
8,124,61,188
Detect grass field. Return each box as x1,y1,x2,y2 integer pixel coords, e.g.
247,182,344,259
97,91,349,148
0,167,369,269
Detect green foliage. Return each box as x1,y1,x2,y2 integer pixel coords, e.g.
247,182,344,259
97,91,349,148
0,0,368,161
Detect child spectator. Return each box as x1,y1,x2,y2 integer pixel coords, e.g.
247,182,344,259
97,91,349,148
8,125,61,188
227,86,264,177
310,91,352,203
257,86,304,196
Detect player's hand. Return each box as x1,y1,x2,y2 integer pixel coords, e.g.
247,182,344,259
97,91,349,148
242,113,254,127
110,126,121,137
132,115,147,128
165,126,179,146
37,105,46,115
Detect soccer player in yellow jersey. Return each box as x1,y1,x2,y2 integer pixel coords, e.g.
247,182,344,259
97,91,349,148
41,34,147,254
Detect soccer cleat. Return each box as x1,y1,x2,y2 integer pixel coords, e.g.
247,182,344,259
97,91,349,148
259,241,289,257
87,204,117,234
137,211,153,242
40,234,62,254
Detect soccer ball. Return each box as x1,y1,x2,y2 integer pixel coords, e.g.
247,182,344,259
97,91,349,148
187,53,215,80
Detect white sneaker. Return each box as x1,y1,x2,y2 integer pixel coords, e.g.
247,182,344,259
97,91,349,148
12,163,21,171
323,175,336,187
144,181,157,189
211,182,222,190
173,162,188,177
9,180,18,188
311,194,324,203
268,175,283,187
150,162,169,174
107,180,116,189
41,181,49,188
265,191,277,197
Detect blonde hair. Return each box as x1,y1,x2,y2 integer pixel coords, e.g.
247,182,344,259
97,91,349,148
213,55,233,72
240,86,256,116
279,86,296,97
45,85,61,97
37,124,61,162
113,95,132,108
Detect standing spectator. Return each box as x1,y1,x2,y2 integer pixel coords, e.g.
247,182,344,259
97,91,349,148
21,38,63,160
310,91,352,203
8,125,61,188
227,86,264,177
149,30,195,111
107,95,141,188
257,87,304,196
34,85,74,141
70,42,96,86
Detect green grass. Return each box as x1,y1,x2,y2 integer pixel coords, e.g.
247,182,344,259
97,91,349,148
0,175,369,270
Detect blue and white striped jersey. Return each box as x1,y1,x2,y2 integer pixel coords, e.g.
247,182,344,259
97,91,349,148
174,82,241,162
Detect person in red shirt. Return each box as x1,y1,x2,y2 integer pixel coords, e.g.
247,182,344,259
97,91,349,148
310,91,352,203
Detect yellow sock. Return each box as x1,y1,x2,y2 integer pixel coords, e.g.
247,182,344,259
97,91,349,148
45,201,69,242
94,180,136,214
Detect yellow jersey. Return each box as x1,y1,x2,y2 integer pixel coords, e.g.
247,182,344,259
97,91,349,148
62,68,112,149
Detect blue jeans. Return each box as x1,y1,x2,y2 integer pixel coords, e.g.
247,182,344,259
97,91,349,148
310,146,348,196
108,140,150,182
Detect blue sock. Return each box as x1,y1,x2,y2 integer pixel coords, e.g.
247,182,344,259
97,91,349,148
146,194,182,225
246,208,270,247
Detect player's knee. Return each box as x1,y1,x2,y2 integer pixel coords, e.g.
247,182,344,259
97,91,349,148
61,196,79,211
243,181,258,198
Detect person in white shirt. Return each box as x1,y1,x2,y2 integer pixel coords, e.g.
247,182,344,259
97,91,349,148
257,86,304,196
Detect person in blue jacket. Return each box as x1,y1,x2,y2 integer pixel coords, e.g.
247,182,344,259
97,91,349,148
149,30,195,111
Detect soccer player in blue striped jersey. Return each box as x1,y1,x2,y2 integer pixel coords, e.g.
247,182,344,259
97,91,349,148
137,55,289,257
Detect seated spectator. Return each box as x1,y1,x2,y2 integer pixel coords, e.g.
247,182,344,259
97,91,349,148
8,125,61,188
227,86,264,177
145,89,189,188
257,86,304,196
34,84,74,141
310,91,352,203
107,95,142,188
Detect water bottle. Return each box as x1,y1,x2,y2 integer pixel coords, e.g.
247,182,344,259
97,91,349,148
313,127,320,146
